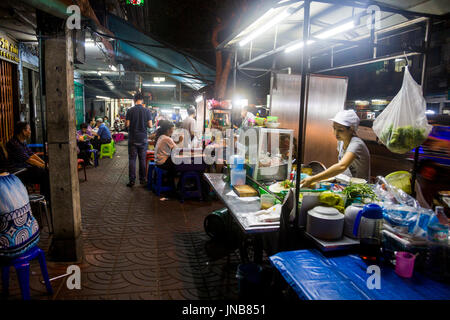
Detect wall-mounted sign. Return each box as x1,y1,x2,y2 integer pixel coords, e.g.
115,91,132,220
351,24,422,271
126,0,144,6
0,34,19,63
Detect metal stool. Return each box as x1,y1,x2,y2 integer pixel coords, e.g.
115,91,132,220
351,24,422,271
28,194,53,234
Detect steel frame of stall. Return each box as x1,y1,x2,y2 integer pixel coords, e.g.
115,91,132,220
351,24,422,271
223,0,448,221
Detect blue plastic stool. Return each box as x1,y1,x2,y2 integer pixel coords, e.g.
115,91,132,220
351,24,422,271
152,167,174,196
179,171,203,202
88,148,99,167
1,246,53,300
147,162,155,191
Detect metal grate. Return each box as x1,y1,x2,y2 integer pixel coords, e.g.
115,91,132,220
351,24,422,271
0,60,14,144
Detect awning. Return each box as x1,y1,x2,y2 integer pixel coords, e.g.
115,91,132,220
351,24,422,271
217,0,449,71
107,14,215,91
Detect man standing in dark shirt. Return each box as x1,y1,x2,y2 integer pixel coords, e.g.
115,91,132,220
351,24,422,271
6,122,50,200
126,92,152,187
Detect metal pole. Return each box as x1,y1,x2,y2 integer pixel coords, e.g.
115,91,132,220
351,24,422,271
232,49,238,127
370,10,376,59
295,0,310,227
411,18,431,197
38,30,47,166
202,92,206,149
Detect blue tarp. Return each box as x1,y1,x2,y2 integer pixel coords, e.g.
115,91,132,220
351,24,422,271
107,14,215,90
270,249,450,300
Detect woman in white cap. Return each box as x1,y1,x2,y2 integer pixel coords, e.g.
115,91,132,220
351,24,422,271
301,110,370,187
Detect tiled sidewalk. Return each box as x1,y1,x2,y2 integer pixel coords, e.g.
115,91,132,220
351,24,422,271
3,142,242,300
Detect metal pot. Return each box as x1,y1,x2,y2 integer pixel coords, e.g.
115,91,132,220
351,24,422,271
307,206,344,240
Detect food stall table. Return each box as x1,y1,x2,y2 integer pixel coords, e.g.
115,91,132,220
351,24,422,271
270,249,450,300
204,173,279,263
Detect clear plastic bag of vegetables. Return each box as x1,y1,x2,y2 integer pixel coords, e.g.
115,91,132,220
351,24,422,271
372,67,432,154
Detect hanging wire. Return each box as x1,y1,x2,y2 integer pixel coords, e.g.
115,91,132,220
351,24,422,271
237,69,271,79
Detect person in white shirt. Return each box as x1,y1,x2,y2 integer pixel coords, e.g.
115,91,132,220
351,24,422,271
181,106,196,140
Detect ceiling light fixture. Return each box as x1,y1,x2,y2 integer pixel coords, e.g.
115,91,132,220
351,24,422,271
195,96,203,103
142,83,176,87
315,20,355,39
109,65,117,71
285,39,315,53
285,20,355,54
239,8,294,47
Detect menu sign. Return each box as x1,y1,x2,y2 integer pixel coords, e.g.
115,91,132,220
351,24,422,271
0,34,19,63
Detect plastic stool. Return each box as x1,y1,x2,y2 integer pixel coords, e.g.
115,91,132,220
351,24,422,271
147,162,155,191
88,147,99,167
145,150,155,177
77,159,87,181
179,171,203,202
117,133,124,142
1,246,53,300
111,139,116,153
29,194,54,234
100,141,114,159
153,167,174,196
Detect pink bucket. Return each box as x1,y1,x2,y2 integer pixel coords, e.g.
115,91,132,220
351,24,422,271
395,251,416,278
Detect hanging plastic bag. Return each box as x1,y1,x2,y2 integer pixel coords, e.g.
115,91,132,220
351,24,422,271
372,67,432,154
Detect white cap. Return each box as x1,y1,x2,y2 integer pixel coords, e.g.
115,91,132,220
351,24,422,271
96,118,103,122
329,110,360,130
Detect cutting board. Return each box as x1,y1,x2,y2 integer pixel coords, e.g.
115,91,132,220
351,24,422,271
232,185,258,197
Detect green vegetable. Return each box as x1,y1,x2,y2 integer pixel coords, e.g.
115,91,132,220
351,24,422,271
281,180,294,189
343,183,378,203
379,125,428,154
319,191,345,213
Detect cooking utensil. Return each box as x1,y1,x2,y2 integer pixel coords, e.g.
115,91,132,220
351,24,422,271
307,206,344,240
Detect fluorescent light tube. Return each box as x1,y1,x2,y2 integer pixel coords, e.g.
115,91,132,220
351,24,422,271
315,21,355,39
142,83,176,87
285,40,315,53
239,9,292,47
109,65,117,71
96,96,110,99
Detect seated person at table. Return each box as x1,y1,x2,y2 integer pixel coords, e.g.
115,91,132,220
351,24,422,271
77,123,94,165
6,121,50,201
154,120,183,187
91,118,112,151
0,171,40,260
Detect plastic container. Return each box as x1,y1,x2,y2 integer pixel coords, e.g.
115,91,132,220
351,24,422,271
260,193,276,210
230,169,246,186
395,251,416,278
229,155,245,170
385,171,412,194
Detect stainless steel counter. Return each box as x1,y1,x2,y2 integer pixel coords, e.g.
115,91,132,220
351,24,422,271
204,173,279,234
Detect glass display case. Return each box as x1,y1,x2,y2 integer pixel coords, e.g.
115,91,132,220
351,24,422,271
238,127,294,182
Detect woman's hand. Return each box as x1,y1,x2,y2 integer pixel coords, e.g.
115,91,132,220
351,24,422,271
300,176,315,188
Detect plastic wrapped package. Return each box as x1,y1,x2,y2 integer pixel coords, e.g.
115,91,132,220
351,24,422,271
372,67,432,154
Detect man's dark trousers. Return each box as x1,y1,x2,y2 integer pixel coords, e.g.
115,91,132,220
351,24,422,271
128,140,147,183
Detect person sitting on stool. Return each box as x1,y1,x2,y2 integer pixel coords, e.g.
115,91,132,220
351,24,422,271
91,118,112,151
6,121,50,202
